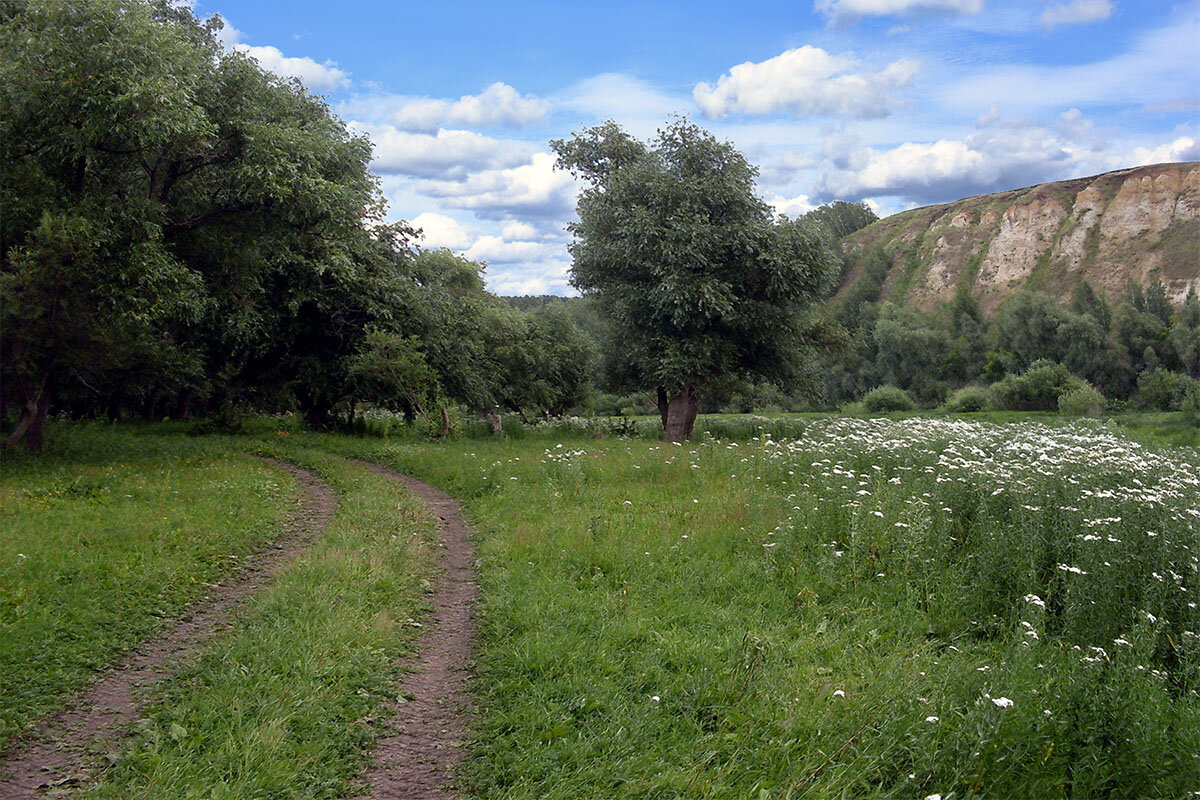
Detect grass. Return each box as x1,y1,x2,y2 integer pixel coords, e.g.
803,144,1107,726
326,417,1199,798
79,439,442,798
0,425,296,749
3,416,1197,797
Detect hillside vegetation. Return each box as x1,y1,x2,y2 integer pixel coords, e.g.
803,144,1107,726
839,162,1199,314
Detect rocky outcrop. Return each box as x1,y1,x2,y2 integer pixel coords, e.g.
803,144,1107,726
839,162,1200,314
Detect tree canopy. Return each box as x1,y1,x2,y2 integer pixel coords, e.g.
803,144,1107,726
552,118,841,440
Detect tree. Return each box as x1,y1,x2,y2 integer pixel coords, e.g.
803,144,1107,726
1,0,398,444
801,201,878,240
552,119,840,440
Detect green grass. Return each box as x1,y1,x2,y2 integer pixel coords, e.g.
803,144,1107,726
326,418,1199,799
0,426,297,748
4,417,1197,797
80,440,442,799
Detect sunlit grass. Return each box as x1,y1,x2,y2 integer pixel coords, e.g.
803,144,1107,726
0,429,295,748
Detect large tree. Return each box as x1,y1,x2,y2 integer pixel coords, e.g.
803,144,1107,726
0,0,395,445
552,119,840,440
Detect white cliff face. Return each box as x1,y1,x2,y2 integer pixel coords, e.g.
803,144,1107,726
978,199,1068,288
843,162,1200,313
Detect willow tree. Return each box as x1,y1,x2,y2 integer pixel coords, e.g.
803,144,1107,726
552,119,841,441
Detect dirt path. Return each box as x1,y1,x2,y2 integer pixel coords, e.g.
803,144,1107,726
0,459,337,797
353,462,478,800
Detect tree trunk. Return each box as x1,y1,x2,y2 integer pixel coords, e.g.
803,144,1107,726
663,383,699,442
656,386,669,428
174,387,193,420
304,404,329,429
490,413,503,436
438,405,453,438
4,392,50,451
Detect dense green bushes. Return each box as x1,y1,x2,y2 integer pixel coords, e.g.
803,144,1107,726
862,385,916,412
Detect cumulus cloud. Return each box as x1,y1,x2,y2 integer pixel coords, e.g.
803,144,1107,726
410,212,475,249
391,82,550,132
464,236,552,264
1039,0,1114,30
815,0,983,24
235,44,350,90
694,46,919,120
417,152,579,221
352,123,533,179
766,193,818,217
1128,136,1200,166
209,16,350,91
813,117,1081,204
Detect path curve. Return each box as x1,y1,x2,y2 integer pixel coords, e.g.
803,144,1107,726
0,459,337,797
353,461,478,800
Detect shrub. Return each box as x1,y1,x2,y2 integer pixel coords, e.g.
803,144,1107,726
1136,369,1200,411
862,385,916,412
944,385,990,413
1058,383,1105,416
989,360,1085,411
1182,386,1200,427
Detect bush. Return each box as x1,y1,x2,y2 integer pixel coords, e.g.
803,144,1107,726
1182,386,1200,427
990,360,1085,411
944,385,990,413
1136,369,1200,411
862,385,916,412
1058,384,1105,416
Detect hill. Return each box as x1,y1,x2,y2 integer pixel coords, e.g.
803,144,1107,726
838,162,1199,314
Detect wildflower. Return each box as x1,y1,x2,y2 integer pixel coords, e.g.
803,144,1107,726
832,689,845,698
991,697,1013,709
651,695,660,702
925,715,939,723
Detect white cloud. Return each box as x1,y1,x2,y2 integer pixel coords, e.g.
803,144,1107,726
766,193,818,217
410,212,475,249
1128,136,1200,166
815,0,983,24
813,117,1082,203
352,123,533,179
391,82,550,132
210,16,350,91
1039,0,1113,30
694,46,919,120
417,152,579,221
465,236,550,264
235,44,350,90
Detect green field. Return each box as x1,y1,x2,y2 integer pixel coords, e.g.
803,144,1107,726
2,417,1198,797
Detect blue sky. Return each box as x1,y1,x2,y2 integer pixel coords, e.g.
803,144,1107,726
203,0,1199,294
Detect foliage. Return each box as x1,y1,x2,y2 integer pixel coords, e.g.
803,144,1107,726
1057,383,1105,416
799,200,878,239
944,385,991,412
989,360,1086,412
552,118,841,439
862,385,916,412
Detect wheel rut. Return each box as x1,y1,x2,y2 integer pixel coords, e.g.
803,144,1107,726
0,459,337,797
352,461,478,800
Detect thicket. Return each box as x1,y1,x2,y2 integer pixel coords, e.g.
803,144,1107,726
821,253,1200,418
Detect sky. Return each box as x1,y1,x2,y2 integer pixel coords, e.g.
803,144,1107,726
201,0,1200,295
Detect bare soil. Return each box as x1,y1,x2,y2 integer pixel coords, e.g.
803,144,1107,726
353,462,478,800
0,459,336,797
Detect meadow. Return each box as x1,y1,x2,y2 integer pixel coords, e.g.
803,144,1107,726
2,415,1197,798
